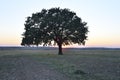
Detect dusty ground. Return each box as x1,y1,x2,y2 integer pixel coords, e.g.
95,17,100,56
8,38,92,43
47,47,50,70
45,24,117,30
0,55,70,80
0,49,120,80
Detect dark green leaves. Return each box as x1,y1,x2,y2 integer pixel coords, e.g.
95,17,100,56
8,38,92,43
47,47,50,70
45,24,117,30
21,7,88,47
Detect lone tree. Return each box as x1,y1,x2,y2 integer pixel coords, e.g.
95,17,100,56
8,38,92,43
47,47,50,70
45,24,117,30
21,8,88,55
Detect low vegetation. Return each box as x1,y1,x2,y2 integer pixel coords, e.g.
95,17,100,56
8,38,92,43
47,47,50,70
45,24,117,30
0,49,120,80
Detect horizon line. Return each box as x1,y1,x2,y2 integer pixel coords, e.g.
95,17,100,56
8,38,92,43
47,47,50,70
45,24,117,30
0,45,120,48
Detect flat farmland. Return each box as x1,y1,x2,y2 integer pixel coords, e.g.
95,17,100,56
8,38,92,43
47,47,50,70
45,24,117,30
0,48,120,80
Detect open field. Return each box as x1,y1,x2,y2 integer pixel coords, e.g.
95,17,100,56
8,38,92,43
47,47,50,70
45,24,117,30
0,48,120,80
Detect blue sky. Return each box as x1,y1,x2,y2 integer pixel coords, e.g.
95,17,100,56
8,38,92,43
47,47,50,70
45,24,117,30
0,0,120,47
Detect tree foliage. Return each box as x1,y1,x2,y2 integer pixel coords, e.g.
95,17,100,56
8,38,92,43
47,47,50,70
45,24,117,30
21,7,88,55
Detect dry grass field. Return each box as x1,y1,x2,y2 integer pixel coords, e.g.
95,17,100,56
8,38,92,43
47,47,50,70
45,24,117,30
0,49,120,80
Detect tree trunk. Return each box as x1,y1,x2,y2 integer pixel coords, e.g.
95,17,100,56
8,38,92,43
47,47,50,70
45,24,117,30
58,44,63,55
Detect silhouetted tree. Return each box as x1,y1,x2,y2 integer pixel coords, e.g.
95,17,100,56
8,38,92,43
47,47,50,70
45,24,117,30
21,7,88,55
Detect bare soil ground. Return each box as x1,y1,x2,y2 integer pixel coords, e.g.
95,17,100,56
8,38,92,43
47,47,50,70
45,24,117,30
0,49,120,80
0,55,69,80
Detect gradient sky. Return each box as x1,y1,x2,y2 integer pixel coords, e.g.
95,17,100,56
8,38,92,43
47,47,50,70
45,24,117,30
0,0,120,47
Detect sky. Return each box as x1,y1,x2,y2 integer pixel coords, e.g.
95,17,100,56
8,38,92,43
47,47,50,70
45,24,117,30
0,0,120,48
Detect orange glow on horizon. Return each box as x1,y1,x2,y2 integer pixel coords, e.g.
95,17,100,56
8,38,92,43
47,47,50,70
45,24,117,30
0,35,120,48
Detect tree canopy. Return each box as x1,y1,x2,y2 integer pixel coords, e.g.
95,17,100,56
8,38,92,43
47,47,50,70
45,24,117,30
21,7,88,55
